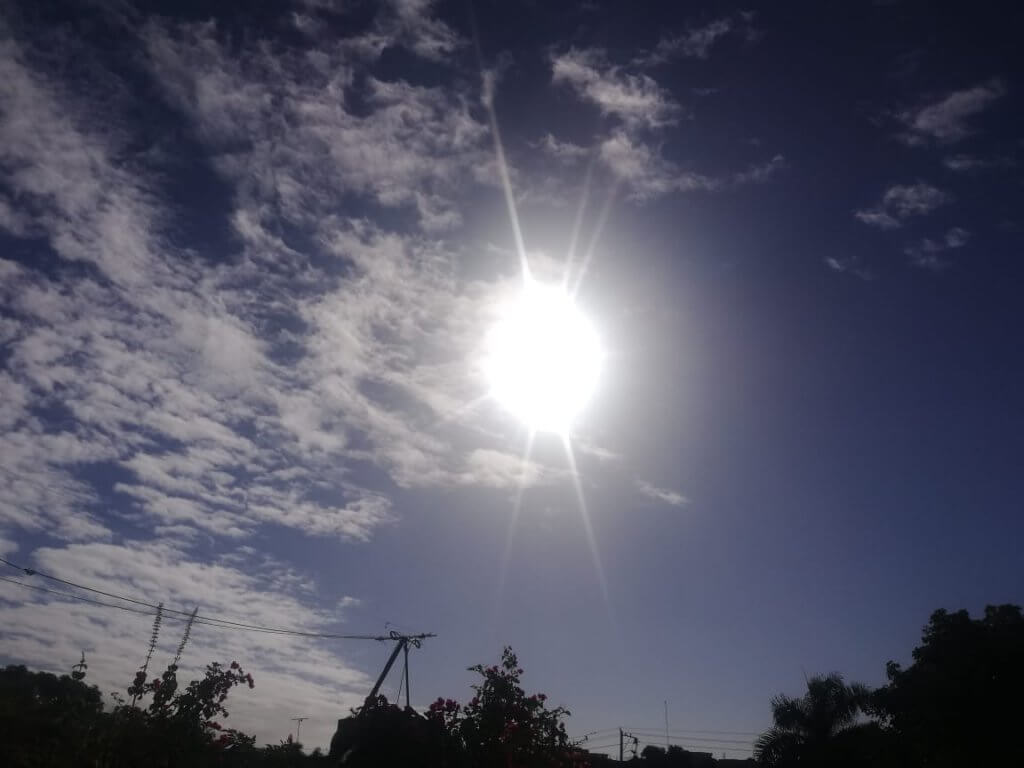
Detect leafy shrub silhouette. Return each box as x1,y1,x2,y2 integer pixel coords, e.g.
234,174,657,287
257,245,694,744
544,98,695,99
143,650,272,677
427,646,575,768
330,647,574,768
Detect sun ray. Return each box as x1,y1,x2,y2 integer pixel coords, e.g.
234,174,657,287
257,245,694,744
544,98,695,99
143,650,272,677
562,434,610,606
484,90,530,284
492,429,537,625
471,10,530,283
475,31,612,625
562,158,596,292
570,181,618,300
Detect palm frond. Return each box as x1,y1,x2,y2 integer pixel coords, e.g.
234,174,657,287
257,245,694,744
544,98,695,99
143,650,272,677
754,727,803,767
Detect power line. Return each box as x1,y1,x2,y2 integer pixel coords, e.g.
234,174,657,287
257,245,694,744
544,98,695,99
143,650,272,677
0,575,343,638
0,557,418,641
625,731,755,746
618,729,757,741
632,737,754,754
0,574,162,617
0,574,385,639
577,724,759,751
574,727,621,744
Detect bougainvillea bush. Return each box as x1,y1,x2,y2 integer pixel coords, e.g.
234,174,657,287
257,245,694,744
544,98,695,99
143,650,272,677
426,647,576,768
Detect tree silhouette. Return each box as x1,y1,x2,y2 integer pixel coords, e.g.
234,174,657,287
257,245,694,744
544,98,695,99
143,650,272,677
425,646,574,768
640,744,667,762
754,673,873,767
0,665,105,767
872,604,1024,767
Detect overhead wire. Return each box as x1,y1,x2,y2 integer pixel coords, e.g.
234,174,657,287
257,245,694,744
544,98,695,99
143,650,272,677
581,742,620,751
576,727,620,739
631,736,754,754
625,731,755,746
625,726,759,737
0,556,416,641
0,574,162,617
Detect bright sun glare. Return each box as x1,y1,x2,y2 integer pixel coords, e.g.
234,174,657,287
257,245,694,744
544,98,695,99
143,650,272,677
485,279,603,434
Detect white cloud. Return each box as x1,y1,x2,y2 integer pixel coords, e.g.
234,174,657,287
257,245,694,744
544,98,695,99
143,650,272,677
825,255,873,281
549,47,784,201
536,133,590,163
883,183,949,216
636,479,688,507
855,182,948,229
733,154,787,185
599,130,785,201
897,79,1005,145
387,0,463,62
942,153,1014,172
0,11,564,559
574,439,621,463
0,534,17,557
944,226,970,248
642,18,734,63
636,12,759,66
904,227,970,270
853,209,901,230
145,21,489,232
551,48,682,130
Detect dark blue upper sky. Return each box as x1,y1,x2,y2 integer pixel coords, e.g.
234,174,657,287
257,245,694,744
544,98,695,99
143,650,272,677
0,0,1022,756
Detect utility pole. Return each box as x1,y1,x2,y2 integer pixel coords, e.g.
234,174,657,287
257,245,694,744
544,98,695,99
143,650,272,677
403,641,411,708
664,701,670,750
364,631,436,709
291,716,309,743
614,728,637,761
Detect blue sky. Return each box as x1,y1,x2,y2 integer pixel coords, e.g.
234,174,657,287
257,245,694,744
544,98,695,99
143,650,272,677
1,0,1022,757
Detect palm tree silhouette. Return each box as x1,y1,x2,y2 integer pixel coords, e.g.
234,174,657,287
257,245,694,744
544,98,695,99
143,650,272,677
754,673,871,767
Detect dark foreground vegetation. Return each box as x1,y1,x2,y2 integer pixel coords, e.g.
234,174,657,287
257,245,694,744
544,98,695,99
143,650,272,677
1,604,1021,767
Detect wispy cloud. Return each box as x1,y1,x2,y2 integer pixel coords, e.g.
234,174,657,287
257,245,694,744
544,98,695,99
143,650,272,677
942,153,1015,172
551,48,682,130
636,479,688,507
599,130,784,201
535,132,591,163
905,226,970,270
897,79,1006,145
550,45,783,201
146,19,489,232
636,12,759,65
646,18,733,62
0,2,569,745
825,255,873,280
855,182,949,229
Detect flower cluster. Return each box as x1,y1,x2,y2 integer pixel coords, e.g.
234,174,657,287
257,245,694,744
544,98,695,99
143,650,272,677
427,647,575,767
426,696,463,730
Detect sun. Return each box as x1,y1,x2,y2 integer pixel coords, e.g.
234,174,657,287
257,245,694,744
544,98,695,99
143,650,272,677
484,279,603,434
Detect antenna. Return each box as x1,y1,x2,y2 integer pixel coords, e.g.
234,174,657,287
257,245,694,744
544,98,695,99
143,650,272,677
664,700,670,749
290,716,309,743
